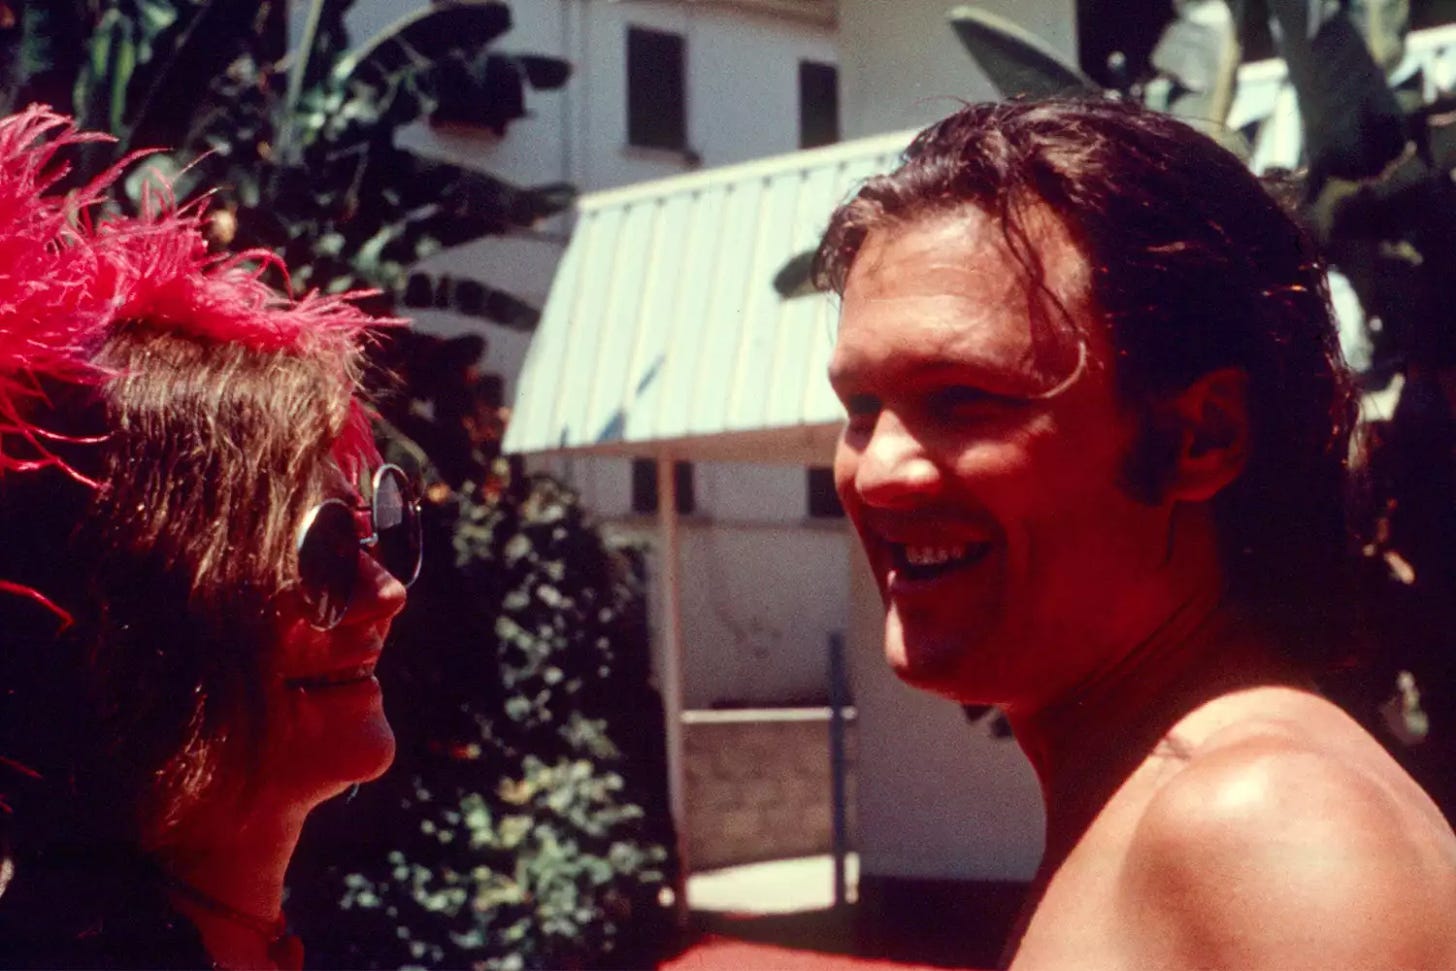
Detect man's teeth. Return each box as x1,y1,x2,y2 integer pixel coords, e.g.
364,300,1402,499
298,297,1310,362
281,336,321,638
894,542,991,574
905,544,967,566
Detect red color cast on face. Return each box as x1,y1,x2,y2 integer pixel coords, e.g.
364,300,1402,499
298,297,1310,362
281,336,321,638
828,210,1182,715
259,468,408,812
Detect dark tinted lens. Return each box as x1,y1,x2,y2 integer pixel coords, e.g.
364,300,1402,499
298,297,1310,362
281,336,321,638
373,466,421,586
297,500,358,628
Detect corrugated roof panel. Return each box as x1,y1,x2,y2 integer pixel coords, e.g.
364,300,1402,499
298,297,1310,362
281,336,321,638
507,213,584,451
548,205,627,447
621,193,694,444
652,183,730,442
689,177,767,437
760,180,823,429
580,200,659,445
725,172,799,432
505,129,918,460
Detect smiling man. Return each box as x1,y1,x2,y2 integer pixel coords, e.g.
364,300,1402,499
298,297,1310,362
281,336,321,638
818,99,1456,969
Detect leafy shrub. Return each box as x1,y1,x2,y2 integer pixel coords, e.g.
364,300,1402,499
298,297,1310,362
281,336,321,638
291,467,677,970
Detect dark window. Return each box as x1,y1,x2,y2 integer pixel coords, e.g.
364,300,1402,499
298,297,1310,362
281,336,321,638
627,27,687,150
799,61,839,149
807,466,843,518
633,458,696,514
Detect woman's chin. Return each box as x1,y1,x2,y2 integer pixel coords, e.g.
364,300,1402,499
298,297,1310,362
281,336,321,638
344,718,397,784
327,716,397,786
261,697,397,806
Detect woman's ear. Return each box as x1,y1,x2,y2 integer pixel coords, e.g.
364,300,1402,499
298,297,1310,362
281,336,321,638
1164,367,1250,503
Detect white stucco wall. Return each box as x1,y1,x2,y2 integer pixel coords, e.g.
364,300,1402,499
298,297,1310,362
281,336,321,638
567,457,850,709
668,520,849,708
390,1,837,192
838,0,1078,138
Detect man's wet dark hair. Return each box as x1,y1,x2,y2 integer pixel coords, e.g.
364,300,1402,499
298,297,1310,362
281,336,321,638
815,98,1358,667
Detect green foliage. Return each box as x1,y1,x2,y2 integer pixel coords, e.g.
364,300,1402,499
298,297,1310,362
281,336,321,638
0,0,574,326
291,466,677,970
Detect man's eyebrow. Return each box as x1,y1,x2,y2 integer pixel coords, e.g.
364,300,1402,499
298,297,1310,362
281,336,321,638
891,357,1065,402
893,355,1033,388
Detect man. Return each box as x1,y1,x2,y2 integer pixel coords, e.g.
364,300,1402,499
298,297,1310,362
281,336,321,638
818,98,1456,968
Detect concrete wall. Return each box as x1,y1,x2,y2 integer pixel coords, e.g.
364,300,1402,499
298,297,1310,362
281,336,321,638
838,0,1078,139
683,708,855,869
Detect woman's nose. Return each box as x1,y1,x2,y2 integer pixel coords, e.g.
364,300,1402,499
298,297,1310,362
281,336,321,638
350,549,408,625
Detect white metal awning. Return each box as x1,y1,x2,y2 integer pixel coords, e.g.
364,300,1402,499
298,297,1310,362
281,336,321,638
503,129,915,464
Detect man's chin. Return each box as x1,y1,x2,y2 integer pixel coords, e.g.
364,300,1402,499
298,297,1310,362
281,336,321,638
884,634,978,699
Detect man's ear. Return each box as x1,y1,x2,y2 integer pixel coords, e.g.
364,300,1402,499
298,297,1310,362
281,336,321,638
1164,367,1249,503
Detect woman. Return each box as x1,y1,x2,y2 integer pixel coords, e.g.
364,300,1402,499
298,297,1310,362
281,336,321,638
0,108,420,969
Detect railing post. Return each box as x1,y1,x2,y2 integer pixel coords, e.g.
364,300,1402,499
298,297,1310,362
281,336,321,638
657,452,689,925
828,631,850,910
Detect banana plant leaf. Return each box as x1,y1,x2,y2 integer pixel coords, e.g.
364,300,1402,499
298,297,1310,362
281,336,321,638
282,1,517,161
948,5,1099,99
1147,0,1241,127
772,250,817,298
401,271,541,330
517,53,570,90
432,51,572,133
332,0,511,94
1266,0,1406,188
352,179,573,270
0,0,90,115
114,0,274,153
351,147,574,235
1347,0,1410,74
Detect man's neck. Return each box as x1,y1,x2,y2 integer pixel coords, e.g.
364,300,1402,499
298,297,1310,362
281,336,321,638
1005,592,1299,866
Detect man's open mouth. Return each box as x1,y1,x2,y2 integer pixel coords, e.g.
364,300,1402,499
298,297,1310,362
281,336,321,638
891,542,994,581
284,662,377,691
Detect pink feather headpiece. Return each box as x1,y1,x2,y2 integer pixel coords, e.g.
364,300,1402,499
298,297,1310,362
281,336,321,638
0,106,394,614
0,105,390,477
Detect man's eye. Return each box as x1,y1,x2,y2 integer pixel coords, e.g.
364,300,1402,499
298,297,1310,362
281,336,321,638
929,386,1016,417
932,386,989,408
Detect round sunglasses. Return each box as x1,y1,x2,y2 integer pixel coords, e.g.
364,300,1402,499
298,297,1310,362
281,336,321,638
294,464,422,630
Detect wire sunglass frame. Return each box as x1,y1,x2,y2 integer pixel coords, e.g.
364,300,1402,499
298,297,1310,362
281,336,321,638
294,463,422,630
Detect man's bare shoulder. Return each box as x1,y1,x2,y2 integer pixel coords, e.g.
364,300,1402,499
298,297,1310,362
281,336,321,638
1120,692,1456,969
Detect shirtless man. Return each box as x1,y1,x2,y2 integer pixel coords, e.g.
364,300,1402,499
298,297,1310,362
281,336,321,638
818,98,1456,968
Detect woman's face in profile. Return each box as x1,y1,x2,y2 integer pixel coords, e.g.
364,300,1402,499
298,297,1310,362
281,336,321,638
255,466,409,811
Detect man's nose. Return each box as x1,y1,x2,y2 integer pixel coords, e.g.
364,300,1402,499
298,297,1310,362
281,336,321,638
350,550,408,625
852,411,942,508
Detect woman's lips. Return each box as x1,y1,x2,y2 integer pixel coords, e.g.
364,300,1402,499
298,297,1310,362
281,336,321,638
284,660,378,691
